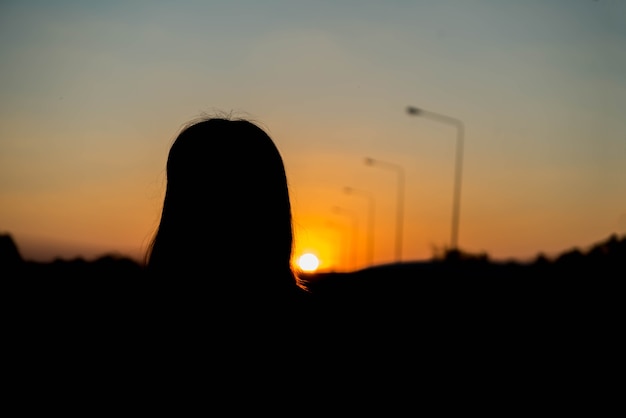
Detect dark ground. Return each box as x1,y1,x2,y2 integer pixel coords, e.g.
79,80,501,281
2,233,622,403
3,232,623,305
2,232,622,330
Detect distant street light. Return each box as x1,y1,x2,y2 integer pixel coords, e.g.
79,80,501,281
332,206,359,271
406,105,464,251
364,157,405,262
344,186,375,267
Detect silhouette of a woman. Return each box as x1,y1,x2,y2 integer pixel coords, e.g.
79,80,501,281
144,116,309,304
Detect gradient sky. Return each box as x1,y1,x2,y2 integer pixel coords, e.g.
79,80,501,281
1,0,625,270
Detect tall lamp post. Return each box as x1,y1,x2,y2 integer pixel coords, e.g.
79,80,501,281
344,186,375,267
406,105,464,251
364,157,405,263
332,206,359,271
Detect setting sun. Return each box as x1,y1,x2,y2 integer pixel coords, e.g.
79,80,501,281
297,253,320,272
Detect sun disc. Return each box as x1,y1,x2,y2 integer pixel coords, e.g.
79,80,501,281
297,253,320,272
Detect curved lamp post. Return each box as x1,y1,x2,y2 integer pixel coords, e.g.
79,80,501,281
406,105,464,251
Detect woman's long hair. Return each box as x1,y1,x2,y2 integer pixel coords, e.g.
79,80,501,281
145,117,307,294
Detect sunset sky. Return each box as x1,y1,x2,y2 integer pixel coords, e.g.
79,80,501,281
1,0,624,271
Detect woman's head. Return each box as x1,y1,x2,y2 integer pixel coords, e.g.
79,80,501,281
146,116,299,288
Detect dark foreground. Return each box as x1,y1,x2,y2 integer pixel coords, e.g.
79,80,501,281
2,234,622,402
3,233,623,321
5,249,621,364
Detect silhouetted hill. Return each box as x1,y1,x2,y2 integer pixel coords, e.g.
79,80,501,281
2,232,623,317
300,233,624,329
304,233,624,283
2,231,623,280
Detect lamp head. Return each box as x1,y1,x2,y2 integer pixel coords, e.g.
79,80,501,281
406,106,421,115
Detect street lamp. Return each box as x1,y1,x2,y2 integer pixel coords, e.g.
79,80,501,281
406,105,464,251
364,157,405,263
344,186,375,267
332,206,359,271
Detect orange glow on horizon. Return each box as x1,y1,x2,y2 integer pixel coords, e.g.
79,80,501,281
293,221,345,272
